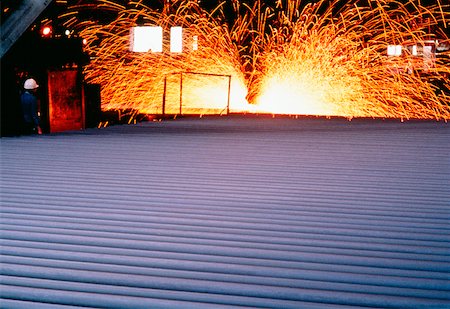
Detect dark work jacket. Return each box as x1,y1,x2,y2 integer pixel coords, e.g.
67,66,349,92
20,90,40,126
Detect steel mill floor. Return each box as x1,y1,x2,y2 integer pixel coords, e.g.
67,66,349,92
1,115,449,308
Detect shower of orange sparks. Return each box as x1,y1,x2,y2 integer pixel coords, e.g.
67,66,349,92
61,0,450,120
249,0,450,119
63,0,250,115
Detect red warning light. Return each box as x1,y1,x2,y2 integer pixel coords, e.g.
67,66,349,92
41,26,52,37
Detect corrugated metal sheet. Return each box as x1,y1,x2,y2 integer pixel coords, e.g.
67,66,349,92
1,116,449,308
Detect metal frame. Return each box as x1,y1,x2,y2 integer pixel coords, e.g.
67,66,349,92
162,72,232,116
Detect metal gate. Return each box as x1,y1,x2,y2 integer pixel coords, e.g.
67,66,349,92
162,72,232,116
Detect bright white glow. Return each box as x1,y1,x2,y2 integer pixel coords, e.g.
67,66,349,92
130,26,163,53
170,27,183,53
42,26,52,36
256,75,338,116
412,45,418,56
192,35,198,51
387,45,402,56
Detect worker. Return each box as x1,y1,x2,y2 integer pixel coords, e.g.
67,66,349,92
20,78,42,135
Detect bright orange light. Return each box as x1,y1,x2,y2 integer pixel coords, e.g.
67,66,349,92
62,0,450,120
254,65,364,117
249,0,450,119
256,78,334,116
177,75,249,114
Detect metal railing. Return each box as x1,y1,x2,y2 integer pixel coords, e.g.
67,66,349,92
162,71,232,116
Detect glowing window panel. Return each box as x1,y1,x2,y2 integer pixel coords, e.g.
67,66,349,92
387,45,402,56
170,27,183,53
130,26,163,53
192,35,198,51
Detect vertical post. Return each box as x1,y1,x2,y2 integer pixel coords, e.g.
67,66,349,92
81,80,86,130
179,72,183,115
162,76,167,116
227,75,232,115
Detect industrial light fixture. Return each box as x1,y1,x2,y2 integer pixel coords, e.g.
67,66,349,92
41,25,52,37
387,45,402,56
129,26,163,52
170,27,183,53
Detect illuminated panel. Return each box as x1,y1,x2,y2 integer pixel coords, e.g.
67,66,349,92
387,45,402,56
170,26,183,53
129,26,163,53
192,35,198,51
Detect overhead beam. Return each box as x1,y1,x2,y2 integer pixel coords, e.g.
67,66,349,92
1,0,53,58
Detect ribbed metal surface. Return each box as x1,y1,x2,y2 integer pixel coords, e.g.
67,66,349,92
1,116,449,308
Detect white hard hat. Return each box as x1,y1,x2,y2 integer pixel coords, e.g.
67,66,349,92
24,78,39,90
